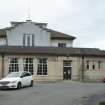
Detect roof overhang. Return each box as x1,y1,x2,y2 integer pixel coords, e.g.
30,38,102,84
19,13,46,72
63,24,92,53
0,46,105,57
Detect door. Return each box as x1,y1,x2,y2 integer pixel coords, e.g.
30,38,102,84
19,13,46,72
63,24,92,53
20,73,27,86
63,67,72,80
63,60,72,80
20,72,29,86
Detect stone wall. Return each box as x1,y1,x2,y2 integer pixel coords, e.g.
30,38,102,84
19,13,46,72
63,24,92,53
1,55,105,82
84,57,105,81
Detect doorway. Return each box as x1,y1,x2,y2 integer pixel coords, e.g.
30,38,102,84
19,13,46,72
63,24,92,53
63,60,72,80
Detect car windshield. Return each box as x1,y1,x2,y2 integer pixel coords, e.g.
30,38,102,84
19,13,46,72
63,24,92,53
7,72,21,77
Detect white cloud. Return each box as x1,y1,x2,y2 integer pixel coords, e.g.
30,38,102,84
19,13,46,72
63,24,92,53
0,0,105,49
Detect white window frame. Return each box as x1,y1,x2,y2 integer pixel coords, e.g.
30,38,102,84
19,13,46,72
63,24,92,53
37,58,48,75
23,34,34,47
23,58,34,74
9,58,19,73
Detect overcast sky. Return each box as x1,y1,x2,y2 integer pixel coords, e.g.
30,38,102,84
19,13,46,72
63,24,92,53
0,0,105,49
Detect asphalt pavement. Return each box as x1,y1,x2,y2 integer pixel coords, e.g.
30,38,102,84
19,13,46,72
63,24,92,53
0,81,105,105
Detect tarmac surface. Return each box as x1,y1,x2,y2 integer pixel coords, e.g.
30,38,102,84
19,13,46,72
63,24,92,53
0,81,105,105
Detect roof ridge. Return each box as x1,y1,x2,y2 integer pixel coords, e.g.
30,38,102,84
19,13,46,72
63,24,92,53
11,21,47,25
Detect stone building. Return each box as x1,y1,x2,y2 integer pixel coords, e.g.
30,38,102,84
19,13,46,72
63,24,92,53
0,20,105,81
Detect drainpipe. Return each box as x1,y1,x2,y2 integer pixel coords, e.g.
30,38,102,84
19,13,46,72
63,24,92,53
1,54,4,78
81,56,84,81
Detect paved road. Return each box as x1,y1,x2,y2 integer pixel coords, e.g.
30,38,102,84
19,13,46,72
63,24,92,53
0,81,105,105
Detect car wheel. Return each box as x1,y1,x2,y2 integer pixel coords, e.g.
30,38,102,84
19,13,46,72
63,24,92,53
30,80,33,87
17,82,21,89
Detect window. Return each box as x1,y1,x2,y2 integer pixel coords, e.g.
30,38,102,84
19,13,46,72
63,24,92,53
58,43,66,48
23,58,33,74
25,73,31,76
92,62,95,70
27,36,30,46
21,72,31,77
9,58,19,73
93,64,95,70
86,60,89,70
37,58,48,75
98,61,103,69
23,34,34,46
63,60,71,67
98,61,101,69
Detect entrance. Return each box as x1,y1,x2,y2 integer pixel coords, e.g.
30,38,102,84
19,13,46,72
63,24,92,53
63,67,72,80
63,60,72,80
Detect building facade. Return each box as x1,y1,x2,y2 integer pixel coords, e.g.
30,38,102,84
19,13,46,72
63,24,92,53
0,20,105,81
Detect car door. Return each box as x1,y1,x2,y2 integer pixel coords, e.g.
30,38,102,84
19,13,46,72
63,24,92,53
20,72,28,87
25,73,32,86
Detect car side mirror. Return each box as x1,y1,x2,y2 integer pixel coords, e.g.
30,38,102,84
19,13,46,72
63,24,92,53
20,75,24,78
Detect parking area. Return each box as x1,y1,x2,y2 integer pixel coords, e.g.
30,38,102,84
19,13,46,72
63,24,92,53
0,81,105,105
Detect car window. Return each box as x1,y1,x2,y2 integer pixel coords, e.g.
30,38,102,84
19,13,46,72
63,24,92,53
25,73,31,76
21,72,26,77
21,72,31,77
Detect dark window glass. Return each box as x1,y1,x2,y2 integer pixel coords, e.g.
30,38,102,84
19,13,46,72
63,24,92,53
25,73,31,76
87,61,89,70
93,64,95,70
32,34,34,46
27,36,30,46
63,60,71,67
58,43,66,48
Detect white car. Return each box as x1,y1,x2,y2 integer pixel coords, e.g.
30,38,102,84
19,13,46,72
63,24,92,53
0,71,33,89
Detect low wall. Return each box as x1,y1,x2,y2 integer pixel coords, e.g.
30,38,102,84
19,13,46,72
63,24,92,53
84,70,105,81
33,75,63,81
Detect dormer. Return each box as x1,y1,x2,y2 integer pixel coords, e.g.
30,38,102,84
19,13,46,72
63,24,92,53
50,30,76,47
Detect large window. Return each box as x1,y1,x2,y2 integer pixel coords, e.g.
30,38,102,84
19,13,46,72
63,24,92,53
58,43,66,48
37,58,48,75
9,58,19,73
23,58,33,74
98,61,103,69
92,62,95,70
86,60,89,70
23,34,34,46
